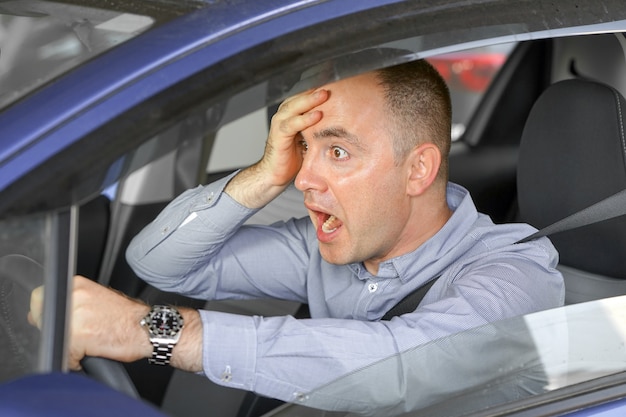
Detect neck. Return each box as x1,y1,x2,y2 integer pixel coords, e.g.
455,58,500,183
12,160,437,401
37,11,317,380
364,193,453,275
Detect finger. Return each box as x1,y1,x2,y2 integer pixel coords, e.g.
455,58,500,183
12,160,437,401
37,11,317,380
273,109,323,138
68,354,83,372
274,89,328,123
29,285,44,329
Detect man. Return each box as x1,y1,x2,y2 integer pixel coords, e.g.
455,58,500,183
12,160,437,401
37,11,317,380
30,60,563,412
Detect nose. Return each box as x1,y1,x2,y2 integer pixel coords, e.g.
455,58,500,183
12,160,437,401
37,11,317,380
294,152,324,192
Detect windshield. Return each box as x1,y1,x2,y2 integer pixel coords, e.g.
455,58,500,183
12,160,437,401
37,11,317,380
0,2,155,110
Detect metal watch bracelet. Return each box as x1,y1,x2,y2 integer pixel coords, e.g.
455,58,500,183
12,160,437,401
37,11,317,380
148,342,175,365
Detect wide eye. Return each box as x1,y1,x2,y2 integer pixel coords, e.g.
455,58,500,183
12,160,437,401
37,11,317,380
332,146,349,160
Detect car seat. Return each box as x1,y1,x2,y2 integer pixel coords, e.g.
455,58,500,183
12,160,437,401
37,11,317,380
516,78,626,304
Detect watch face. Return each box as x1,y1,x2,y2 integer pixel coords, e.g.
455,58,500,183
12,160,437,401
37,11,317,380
148,306,183,337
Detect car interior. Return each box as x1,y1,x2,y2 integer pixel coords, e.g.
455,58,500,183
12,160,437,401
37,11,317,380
516,78,626,304
69,31,626,416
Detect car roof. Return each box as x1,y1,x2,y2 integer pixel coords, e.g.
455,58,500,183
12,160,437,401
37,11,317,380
0,0,625,218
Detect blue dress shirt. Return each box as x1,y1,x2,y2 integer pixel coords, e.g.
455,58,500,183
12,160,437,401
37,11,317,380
126,172,564,408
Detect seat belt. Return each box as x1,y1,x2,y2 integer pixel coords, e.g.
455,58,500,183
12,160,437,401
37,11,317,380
516,188,626,243
381,277,439,320
382,188,626,320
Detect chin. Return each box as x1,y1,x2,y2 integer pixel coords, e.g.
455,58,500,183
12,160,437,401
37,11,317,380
318,248,354,266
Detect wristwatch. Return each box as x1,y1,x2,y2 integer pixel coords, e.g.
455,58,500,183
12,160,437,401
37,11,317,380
140,305,184,365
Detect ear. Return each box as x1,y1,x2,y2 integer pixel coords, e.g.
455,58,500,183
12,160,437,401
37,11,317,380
406,143,441,196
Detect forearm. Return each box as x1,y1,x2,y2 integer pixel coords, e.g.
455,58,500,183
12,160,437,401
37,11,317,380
197,310,411,411
51,277,203,372
96,304,203,373
125,172,257,293
224,162,290,209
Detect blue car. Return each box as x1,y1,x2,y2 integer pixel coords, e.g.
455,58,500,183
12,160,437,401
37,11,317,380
1,1,626,416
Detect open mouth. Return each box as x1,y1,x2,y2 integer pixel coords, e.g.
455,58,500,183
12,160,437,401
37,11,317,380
322,214,341,233
317,212,343,234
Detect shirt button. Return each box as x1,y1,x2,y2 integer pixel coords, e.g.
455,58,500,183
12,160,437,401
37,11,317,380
221,365,232,383
161,226,169,234
206,192,214,203
293,392,308,402
368,282,378,293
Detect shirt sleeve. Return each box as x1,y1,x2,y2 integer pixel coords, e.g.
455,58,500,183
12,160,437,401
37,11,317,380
125,172,312,301
197,242,563,414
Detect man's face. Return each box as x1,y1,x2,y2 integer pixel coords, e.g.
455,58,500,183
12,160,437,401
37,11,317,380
294,72,416,274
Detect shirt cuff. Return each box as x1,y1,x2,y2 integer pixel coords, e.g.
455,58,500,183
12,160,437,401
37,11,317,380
199,309,258,391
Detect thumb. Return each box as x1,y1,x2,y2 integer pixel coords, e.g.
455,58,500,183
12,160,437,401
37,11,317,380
28,285,45,329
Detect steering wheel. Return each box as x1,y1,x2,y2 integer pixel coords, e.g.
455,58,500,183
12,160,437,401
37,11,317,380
0,254,139,398
81,356,139,398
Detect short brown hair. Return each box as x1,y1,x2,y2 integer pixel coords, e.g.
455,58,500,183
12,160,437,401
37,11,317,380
376,60,452,180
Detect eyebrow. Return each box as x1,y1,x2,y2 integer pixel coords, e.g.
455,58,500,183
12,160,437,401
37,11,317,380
312,126,366,151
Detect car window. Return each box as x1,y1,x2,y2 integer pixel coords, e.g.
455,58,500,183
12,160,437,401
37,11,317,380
0,210,71,384
205,43,517,176
4,14,623,218
0,3,155,110
268,295,626,416
427,43,516,141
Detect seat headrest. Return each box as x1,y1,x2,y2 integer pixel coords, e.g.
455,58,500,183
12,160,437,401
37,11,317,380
517,79,626,279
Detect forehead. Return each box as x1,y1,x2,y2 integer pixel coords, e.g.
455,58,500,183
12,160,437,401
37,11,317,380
305,72,391,143
320,71,384,109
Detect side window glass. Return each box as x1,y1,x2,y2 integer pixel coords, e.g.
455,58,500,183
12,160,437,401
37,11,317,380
206,44,518,173
0,209,75,383
0,213,46,383
427,43,516,141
